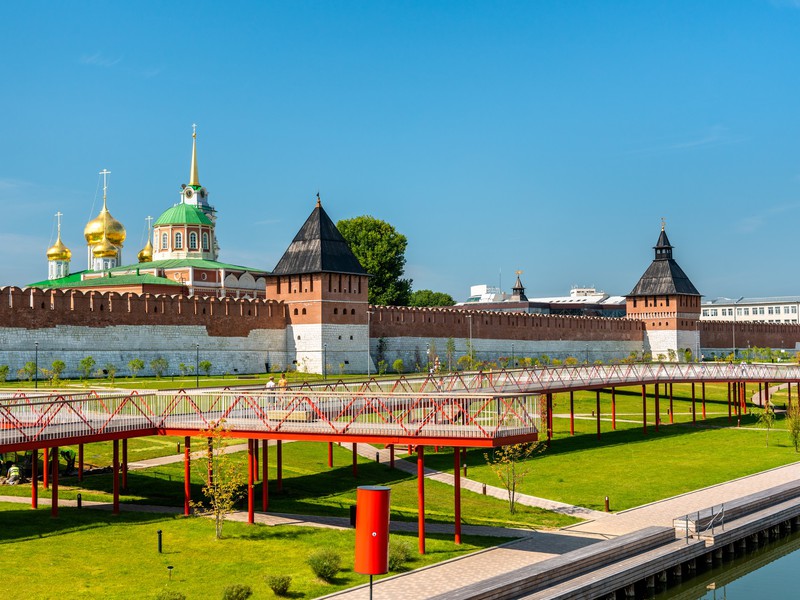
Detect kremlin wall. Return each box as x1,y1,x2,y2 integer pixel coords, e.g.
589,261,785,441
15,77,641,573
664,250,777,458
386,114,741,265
15,130,800,379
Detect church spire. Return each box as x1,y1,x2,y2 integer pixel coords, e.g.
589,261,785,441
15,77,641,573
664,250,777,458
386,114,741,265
189,124,200,187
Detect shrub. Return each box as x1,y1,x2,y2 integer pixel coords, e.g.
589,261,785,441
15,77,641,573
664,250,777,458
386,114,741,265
307,548,342,582
392,358,404,374
266,574,292,596
221,584,252,600
388,540,413,571
155,591,186,600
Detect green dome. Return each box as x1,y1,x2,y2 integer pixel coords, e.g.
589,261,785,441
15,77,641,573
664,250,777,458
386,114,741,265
154,202,213,226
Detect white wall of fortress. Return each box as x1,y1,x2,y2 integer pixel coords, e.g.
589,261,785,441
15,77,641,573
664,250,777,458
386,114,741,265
288,323,373,375
0,325,285,380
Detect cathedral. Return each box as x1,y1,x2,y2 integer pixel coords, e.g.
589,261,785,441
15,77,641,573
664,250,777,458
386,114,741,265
32,127,269,298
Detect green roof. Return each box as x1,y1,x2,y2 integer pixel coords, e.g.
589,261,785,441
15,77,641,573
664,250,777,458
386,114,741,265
28,272,183,290
114,258,268,273
154,202,213,226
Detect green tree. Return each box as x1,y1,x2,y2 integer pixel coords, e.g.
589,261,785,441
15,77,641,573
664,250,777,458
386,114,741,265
178,363,189,377
128,358,145,378
445,338,456,372
0,365,8,382
787,402,800,452
337,216,412,305
17,362,37,382
78,356,96,381
409,289,456,307
199,360,212,377
190,419,245,539
104,363,117,384
392,358,404,374
150,357,169,379
758,405,776,447
41,360,66,386
484,442,545,513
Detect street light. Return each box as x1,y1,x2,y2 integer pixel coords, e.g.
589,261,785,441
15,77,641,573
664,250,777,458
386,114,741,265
34,342,38,389
323,343,327,380
195,343,199,389
366,310,374,377
732,297,744,360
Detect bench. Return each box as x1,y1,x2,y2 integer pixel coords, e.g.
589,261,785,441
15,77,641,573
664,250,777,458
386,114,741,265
266,410,310,422
430,526,676,600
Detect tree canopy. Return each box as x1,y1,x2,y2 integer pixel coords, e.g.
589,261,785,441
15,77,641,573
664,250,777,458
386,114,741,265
409,289,456,307
337,215,412,306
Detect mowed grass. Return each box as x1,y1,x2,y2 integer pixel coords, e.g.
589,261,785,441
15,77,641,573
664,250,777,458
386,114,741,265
0,502,502,600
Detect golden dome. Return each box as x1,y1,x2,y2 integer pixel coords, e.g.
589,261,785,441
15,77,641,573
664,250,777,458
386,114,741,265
137,239,153,263
84,205,126,247
46,236,71,262
92,235,118,259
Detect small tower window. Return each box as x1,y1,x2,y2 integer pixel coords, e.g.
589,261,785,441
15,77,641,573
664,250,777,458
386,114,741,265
202,232,209,251
334,308,338,314
175,232,183,249
189,232,198,250
302,308,307,315
161,233,168,249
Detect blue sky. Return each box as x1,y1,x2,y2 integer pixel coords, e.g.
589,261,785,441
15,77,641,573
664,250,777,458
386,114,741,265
2,1,800,301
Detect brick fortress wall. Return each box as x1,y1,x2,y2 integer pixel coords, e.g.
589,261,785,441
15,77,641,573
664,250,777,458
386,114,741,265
699,321,800,354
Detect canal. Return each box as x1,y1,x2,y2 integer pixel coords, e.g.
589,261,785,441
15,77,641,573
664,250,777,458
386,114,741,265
654,527,800,599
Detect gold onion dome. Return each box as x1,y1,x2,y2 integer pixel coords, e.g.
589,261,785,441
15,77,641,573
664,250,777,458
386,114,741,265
137,239,153,263
92,235,118,259
84,205,126,247
46,236,72,261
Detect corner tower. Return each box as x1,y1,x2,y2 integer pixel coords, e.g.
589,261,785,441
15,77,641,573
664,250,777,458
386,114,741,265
626,222,701,360
267,195,370,374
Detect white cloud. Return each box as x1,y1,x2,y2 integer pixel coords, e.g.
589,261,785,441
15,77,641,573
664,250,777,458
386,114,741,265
80,52,122,67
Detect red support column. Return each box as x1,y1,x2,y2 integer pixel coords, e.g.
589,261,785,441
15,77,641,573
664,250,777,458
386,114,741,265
654,385,660,432
727,383,732,422
31,448,38,509
352,443,358,478
262,440,269,512
691,383,696,424
669,383,674,425
112,440,120,515
254,441,259,482
43,447,49,489
78,443,84,483
122,439,128,492
569,391,575,436
51,446,58,518
611,387,616,430
641,385,647,435
546,393,553,443
247,439,254,524
764,381,770,410
702,382,706,419
277,440,283,492
328,442,333,468
595,390,601,440
184,436,191,516
390,444,395,469
453,447,461,545
417,446,426,555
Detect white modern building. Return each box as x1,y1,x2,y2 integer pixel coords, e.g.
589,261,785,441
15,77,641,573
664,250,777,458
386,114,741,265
701,297,800,324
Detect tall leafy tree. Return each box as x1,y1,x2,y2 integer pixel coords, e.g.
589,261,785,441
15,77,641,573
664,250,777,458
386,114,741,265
337,216,412,306
409,289,456,307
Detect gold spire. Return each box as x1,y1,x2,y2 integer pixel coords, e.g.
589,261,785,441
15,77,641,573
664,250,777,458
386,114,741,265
316,191,321,208
137,216,153,263
661,217,666,232
189,124,200,187
46,211,72,261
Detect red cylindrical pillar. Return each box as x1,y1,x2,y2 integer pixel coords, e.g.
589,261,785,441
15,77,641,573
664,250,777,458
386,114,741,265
654,385,660,432
595,390,601,440
354,486,391,575
569,391,575,436
389,444,395,469
611,387,616,430
328,442,333,468
254,441,259,482
112,439,120,515
352,443,358,478
262,439,269,512
277,440,283,492
702,382,706,419
31,448,38,509
51,446,58,518
669,383,674,425
454,447,461,545
247,439,254,524
691,382,696,424
727,383,732,422
43,447,49,489
417,446,425,555
122,438,128,491
184,436,191,516
78,443,84,483
642,385,647,435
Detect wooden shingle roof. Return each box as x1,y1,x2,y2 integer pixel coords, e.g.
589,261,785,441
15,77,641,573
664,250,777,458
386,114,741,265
628,227,700,297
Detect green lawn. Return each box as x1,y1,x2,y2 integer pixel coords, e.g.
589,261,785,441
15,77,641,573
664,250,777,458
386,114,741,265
0,502,503,599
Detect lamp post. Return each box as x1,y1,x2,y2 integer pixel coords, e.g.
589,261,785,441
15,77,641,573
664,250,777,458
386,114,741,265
34,342,39,389
366,310,374,377
732,297,744,360
426,343,430,374
195,343,199,389
323,344,327,380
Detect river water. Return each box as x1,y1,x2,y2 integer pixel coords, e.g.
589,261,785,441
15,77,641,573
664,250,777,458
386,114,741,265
653,527,800,599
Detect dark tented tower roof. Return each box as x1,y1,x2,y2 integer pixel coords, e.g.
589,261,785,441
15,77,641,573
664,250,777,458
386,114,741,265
628,226,700,296
272,200,367,276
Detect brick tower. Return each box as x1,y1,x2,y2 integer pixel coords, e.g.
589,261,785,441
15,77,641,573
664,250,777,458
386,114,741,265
267,195,371,374
626,223,701,360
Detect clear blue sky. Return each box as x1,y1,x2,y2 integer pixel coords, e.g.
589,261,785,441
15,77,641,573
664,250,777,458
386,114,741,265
2,1,800,301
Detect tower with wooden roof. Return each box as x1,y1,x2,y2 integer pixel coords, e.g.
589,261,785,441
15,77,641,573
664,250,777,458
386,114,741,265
626,221,701,360
268,194,370,374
